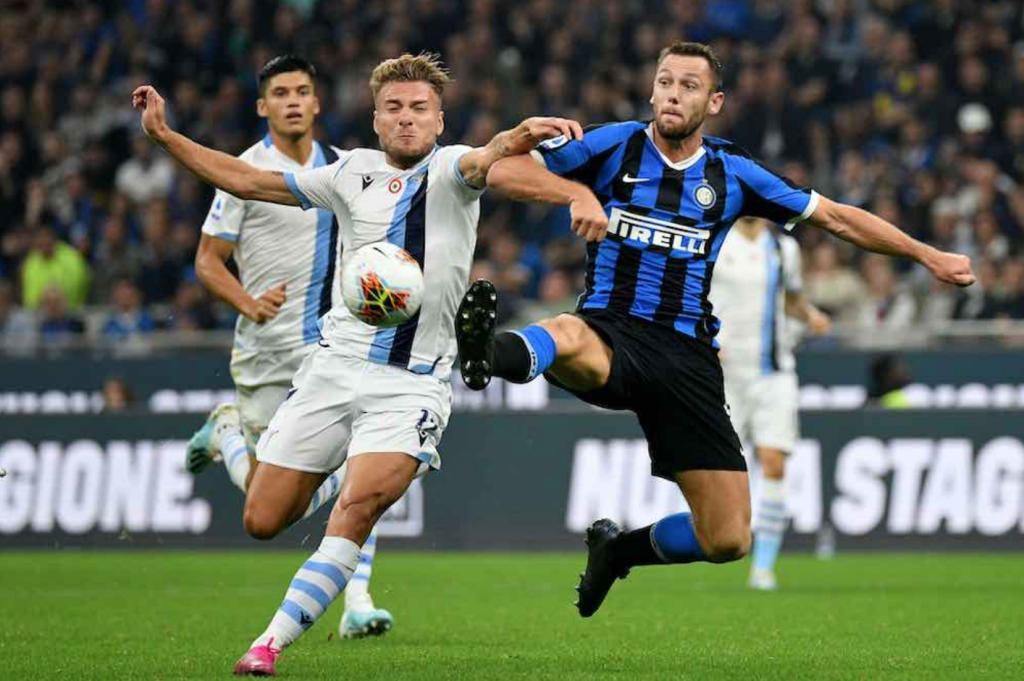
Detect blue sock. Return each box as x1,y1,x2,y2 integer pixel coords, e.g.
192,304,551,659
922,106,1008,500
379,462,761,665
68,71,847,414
508,325,556,382
651,513,707,564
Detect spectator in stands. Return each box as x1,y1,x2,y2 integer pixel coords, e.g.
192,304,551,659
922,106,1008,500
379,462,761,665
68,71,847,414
37,286,85,340
114,134,175,206
20,225,91,310
164,280,219,331
0,277,36,351
803,241,865,322
101,376,134,412
866,354,913,409
63,170,104,258
856,255,917,329
138,200,182,303
101,277,155,339
0,0,1022,339
90,216,147,303
991,258,1024,320
971,211,1011,263
953,258,1000,321
510,269,579,328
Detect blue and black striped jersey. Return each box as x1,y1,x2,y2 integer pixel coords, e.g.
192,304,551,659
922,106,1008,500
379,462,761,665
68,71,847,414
535,121,819,346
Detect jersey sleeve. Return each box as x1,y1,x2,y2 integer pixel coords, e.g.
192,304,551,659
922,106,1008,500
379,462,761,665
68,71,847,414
733,156,819,231
530,122,634,179
433,145,485,201
283,152,351,211
200,189,246,243
779,235,804,294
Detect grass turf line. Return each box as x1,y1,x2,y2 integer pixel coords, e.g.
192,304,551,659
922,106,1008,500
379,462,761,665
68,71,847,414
1,552,1022,680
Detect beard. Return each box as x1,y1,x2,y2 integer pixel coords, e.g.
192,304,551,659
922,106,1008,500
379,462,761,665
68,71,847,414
381,136,435,168
655,110,705,141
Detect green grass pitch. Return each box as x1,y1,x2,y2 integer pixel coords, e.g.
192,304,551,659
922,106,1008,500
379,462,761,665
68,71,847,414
2,551,1023,680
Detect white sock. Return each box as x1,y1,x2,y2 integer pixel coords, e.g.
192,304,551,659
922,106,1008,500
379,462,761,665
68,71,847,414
300,464,347,521
252,535,360,650
216,420,251,493
752,477,787,573
345,526,378,612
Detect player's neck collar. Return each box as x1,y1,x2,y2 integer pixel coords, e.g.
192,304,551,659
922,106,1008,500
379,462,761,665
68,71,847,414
263,132,317,167
645,124,705,170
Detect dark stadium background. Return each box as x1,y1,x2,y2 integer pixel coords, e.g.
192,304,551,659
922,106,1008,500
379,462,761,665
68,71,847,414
2,0,1024,341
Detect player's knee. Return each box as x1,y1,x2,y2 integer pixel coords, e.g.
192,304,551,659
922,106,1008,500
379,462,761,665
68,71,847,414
538,314,584,357
701,525,751,562
243,503,287,541
333,489,396,536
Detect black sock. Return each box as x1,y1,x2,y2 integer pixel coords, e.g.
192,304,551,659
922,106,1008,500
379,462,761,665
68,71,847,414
492,332,532,383
613,524,665,569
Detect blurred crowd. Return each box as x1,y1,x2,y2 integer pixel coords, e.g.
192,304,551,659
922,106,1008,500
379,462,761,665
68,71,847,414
2,0,1024,351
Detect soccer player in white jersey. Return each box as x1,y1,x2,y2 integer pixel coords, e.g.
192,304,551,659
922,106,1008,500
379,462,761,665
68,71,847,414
185,55,392,638
132,53,606,676
709,216,830,591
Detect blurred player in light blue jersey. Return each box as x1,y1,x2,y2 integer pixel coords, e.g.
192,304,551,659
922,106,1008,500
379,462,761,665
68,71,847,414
709,217,831,590
133,52,601,676
185,55,391,639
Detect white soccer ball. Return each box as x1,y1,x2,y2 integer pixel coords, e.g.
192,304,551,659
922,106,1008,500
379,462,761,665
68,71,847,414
341,242,424,327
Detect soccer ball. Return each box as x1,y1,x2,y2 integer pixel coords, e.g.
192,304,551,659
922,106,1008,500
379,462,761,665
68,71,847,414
341,242,424,327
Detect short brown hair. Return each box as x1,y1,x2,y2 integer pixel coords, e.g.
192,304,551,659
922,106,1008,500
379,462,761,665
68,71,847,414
658,41,723,92
369,52,451,101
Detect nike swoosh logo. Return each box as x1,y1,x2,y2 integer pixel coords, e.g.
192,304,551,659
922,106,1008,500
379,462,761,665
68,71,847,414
622,175,650,183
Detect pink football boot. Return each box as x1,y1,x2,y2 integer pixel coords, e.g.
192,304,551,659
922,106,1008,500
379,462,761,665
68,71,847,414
232,638,281,676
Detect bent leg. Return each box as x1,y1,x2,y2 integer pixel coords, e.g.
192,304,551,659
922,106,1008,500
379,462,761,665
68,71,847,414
676,469,752,562
490,312,614,391
610,468,750,570
243,463,327,540
456,278,615,393
327,452,419,546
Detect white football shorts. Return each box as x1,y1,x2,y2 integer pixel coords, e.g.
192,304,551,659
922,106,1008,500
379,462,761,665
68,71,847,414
256,343,451,476
723,370,799,454
230,344,314,451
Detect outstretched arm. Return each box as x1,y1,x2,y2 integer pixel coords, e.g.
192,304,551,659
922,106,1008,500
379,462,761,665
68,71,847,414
486,154,609,242
807,196,974,287
131,85,297,205
458,117,583,187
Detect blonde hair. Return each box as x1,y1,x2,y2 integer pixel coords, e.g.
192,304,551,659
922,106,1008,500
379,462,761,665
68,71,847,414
369,52,451,101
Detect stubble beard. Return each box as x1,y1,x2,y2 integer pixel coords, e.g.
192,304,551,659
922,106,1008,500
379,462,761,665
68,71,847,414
655,111,705,142
382,134,436,169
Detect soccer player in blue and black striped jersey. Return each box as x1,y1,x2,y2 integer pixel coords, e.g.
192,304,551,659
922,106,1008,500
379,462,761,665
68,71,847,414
455,41,975,618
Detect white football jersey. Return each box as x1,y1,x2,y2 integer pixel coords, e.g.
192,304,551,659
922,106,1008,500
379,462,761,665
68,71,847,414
285,144,483,381
201,135,345,352
709,228,803,377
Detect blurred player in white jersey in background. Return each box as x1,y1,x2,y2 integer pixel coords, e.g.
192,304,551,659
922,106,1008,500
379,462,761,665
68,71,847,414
184,55,393,639
133,52,605,675
709,216,830,591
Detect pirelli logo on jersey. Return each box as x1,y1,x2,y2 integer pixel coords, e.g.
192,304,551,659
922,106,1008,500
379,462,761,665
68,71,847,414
607,208,710,255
